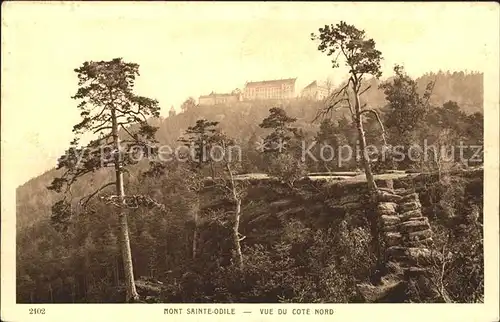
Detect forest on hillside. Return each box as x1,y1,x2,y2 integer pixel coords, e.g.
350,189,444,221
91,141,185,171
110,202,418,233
16,69,483,230
16,22,484,304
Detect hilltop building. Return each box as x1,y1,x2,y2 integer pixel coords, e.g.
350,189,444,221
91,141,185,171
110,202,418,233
243,78,297,101
198,89,242,106
301,81,329,100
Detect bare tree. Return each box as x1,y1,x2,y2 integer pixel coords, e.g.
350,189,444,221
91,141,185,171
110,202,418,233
210,133,247,269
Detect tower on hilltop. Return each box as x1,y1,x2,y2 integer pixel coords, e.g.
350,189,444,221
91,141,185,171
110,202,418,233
169,105,176,118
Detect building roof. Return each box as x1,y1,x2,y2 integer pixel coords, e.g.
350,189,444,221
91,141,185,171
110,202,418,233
245,78,297,88
302,80,329,92
303,81,318,90
199,92,238,98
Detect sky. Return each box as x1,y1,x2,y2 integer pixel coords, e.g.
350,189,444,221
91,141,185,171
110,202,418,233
1,2,499,187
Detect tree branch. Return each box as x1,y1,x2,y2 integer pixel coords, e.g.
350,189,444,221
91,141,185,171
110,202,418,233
340,44,349,64
356,75,364,92
93,126,113,134
359,85,371,96
90,116,113,133
360,108,387,145
79,181,116,207
313,80,352,122
91,106,108,122
120,124,137,141
343,94,354,117
116,107,148,123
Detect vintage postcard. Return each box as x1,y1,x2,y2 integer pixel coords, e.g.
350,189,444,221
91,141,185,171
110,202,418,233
1,1,499,321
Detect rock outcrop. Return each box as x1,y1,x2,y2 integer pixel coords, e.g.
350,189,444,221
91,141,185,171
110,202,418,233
357,185,450,303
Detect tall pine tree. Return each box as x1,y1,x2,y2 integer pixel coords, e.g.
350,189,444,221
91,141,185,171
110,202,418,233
48,58,161,302
312,21,386,190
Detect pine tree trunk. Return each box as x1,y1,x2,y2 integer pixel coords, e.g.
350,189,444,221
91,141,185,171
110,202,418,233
354,90,377,191
112,108,139,303
117,211,138,302
233,199,244,269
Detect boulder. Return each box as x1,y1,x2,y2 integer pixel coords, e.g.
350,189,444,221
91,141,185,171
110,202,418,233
404,247,441,266
398,201,422,212
399,218,430,233
400,193,419,203
376,179,394,190
377,187,396,193
377,190,403,202
378,202,398,212
378,209,397,216
135,279,164,297
357,274,407,303
381,224,400,232
394,188,416,196
399,209,422,221
381,215,401,226
405,229,433,242
384,232,402,247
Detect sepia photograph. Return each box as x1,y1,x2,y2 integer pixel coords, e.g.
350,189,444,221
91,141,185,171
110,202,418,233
1,1,499,321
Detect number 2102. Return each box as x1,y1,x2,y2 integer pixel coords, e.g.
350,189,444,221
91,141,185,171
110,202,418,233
29,308,46,314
